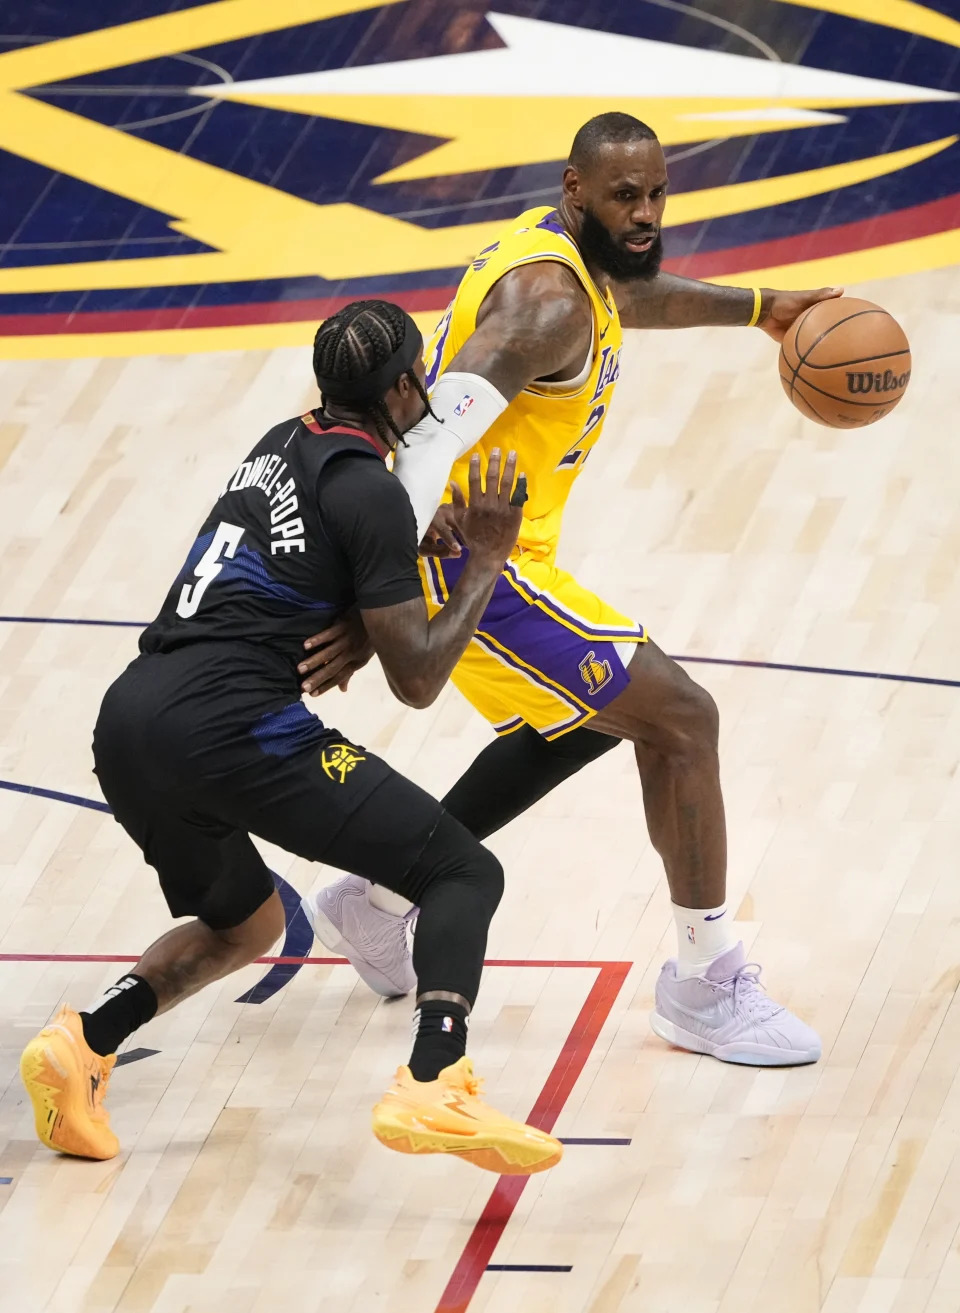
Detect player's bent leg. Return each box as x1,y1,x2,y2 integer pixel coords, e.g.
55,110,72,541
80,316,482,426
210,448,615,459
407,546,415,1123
306,725,619,996
20,886,285,1160
132,888,286,1014
367,813,562,1175
590,641,821,1067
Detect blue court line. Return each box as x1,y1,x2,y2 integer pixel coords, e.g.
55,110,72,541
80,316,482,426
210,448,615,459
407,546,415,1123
558,1136,631,1145
0,1178,12,1185
0,780,110,812
679,654,960,690
0,616,145,628
115,1047,159,1067
0,779,308,1005
486,1265,572,1273
1,615,958,689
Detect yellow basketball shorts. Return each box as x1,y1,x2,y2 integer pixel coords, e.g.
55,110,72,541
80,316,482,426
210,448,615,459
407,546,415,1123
421,551,647,740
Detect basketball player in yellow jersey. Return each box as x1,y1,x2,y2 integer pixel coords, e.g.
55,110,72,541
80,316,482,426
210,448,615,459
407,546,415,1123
306,113,839,1066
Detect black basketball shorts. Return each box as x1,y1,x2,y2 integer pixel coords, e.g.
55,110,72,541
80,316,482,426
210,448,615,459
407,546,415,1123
92,647,444,930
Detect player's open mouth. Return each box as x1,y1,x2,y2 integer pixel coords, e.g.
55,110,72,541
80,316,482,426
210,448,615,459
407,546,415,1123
624,234,656,252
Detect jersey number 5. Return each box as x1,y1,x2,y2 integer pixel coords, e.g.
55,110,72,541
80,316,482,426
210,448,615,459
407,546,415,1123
176,521,245,618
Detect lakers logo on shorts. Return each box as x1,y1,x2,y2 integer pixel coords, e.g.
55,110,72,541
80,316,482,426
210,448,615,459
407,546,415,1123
321,743,366,783
579,650,613,696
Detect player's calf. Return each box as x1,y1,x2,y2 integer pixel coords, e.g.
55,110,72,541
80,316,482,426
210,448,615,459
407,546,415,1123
20,890,286,1159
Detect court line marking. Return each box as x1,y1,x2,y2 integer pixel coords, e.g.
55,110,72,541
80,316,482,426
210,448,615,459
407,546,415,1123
485,1264,573,1273
2,613,958,688
558,1136,631,1145
0,780,311,1003
435,961,631,1313
5,950,631,1310
0,755,630,1304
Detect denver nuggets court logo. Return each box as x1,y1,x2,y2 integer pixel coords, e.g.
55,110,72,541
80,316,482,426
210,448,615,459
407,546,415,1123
320,743,365,784
579,651,614,697
1,1,959,359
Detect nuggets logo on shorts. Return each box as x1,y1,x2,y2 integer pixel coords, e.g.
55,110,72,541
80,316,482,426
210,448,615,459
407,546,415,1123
321,743,366,783
579,650,614,696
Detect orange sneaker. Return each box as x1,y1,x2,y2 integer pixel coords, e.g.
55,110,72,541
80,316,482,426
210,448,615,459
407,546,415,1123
372,1057,562,1176
19,1006,119,1160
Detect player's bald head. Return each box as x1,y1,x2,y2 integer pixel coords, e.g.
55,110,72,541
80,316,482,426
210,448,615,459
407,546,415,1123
568,113,659,174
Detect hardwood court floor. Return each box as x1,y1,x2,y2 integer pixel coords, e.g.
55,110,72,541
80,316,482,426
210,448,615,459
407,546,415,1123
3,265,960,1312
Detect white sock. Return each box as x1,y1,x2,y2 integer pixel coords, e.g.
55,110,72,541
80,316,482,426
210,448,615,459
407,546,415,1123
368,883,415,917
672,902,737,979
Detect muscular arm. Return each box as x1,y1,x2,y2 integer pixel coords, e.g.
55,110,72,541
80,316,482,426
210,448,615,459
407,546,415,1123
392,262,592,540
361,554,502,709
612,271,841,337
448,260,594,396
321,454,518,710
613,272,757,329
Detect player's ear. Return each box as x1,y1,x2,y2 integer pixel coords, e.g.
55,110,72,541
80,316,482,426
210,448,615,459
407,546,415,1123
562,164,582,208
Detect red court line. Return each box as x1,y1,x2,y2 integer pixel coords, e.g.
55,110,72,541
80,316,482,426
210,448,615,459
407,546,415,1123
434,961,632,1313
5,948,632,1312
668,190,960,281
3,188,959,340
0,285,457,337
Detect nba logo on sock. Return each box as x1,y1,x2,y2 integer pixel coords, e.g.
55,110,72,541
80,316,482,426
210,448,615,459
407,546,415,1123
442,1016,454,1033
686,925,696,944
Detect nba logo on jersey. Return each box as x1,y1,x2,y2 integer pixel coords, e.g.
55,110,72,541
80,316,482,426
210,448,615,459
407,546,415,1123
453,394,475,418
579,650,613,696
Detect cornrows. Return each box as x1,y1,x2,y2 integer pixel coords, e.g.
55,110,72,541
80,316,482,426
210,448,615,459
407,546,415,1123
313,300,431,447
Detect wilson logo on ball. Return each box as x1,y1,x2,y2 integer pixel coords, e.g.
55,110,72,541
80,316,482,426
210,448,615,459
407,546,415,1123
846,369,912,395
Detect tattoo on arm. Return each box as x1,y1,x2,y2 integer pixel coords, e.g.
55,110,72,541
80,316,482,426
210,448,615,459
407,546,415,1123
448,262,594,400
361,554,503,708
613,272,755,330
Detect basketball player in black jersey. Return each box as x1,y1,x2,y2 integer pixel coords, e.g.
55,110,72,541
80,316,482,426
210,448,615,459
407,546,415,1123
19,300,562,1178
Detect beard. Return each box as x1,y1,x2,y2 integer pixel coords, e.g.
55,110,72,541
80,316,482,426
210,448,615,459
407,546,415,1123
578,207,663,282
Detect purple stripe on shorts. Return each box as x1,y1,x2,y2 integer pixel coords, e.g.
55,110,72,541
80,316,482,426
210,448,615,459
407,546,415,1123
472,631,588,732
439,555,633,716
503,562,644,641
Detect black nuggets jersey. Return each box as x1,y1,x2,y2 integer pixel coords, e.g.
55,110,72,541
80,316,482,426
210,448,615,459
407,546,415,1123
140,412,422,677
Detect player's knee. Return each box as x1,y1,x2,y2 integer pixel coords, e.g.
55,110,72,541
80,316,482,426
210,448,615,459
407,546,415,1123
651,673,719,760
471,844,505,916
215,889,286,959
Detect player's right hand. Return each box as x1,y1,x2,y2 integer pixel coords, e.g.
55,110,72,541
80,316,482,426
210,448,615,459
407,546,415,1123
419,497,463,559
457,449,526,564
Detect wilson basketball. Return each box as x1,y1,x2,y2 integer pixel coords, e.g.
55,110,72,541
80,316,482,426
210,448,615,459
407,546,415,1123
779,297,911,428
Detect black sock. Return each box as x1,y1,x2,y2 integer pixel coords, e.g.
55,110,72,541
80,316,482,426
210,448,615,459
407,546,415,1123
80,974,158,1056
408,1000,469,1082
441,725,619,840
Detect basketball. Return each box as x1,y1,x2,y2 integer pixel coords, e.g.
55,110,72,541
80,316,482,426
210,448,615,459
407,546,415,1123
779,297,911,428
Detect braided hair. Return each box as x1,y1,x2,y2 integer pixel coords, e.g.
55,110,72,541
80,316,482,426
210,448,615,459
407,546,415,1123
312,299,433,447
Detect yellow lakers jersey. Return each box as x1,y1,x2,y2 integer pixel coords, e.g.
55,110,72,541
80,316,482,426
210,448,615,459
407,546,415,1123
423,206,623,561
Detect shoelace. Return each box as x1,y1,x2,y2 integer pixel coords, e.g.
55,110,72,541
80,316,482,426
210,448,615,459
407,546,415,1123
727,963,784,1022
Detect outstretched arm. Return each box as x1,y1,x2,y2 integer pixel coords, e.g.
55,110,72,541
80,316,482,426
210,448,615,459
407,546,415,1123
612,272,842,342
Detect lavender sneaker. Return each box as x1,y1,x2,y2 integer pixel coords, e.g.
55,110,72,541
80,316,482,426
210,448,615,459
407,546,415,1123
302,875,416,998
650,942,821,1066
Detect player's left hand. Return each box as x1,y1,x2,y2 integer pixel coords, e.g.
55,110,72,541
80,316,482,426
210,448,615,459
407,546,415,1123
757,287,843,343
299,611,374,697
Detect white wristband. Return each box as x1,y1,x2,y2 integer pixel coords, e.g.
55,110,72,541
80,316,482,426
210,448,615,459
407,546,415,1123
393,372,509,541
